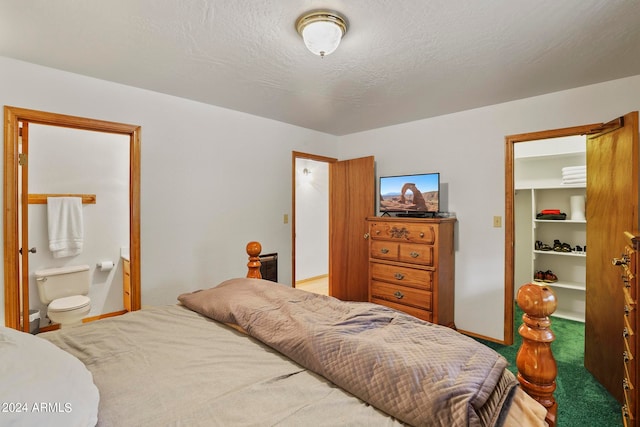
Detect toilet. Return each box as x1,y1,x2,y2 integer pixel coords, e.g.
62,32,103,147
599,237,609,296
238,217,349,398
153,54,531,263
35,265,91,327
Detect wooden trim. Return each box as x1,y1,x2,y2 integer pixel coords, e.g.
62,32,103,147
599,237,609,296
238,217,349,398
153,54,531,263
291,151,337,288
3,106,142,328
4,108,21,329
27,194,96,204
503,122,601,346
82,310,127,323
129,127,142,311
4,106,139,135
37,310,128,333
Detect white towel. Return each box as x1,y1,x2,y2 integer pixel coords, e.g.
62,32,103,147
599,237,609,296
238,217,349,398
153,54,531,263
562,177,586,184
562,165,586,172
47,197,83,258
562,172,586,179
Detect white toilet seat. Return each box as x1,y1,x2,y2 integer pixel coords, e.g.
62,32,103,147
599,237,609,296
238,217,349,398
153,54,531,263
49,295,90,313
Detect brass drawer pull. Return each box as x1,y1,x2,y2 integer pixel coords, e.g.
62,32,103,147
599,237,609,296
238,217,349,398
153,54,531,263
394,272,405,280
613,255,630,266
624,327,630,338
410,252,420,258
623,378,631,390
625,305,632,316
380,248,389,254
624,351,631,363
394,291,404,299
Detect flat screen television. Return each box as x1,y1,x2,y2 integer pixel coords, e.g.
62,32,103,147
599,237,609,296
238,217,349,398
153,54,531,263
379,172,440,216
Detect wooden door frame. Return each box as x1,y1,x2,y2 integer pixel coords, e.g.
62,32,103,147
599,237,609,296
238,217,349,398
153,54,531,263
291,151,337,288
3,106,141,329
504,122,600,345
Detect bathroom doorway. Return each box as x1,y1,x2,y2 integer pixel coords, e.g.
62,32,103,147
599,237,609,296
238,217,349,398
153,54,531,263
3,106,141,332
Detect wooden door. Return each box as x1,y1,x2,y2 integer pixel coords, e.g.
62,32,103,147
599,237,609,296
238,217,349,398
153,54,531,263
585,111,639,401
329,156,375,301
19,123,30,332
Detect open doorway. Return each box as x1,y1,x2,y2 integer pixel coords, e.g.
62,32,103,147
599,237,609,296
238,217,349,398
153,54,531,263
506,112,639,402
291,152,336,296
291,152,375,301
4,107,141,332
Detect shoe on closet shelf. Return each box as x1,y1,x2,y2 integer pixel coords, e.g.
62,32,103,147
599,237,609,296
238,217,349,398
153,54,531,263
535,240,553,251
534,271,546,282
543,270,558,283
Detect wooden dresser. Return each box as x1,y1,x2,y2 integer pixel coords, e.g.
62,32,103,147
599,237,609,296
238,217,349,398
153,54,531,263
618,232,639,425
366,217,456,327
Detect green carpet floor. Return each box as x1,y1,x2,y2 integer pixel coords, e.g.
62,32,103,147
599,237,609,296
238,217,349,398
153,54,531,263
475,307,621,426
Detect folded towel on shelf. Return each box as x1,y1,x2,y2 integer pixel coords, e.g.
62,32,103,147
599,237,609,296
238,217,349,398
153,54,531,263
562,170,587,176
47,197,83,258
561,165,586,173
562,177,586,185
562,172,586,179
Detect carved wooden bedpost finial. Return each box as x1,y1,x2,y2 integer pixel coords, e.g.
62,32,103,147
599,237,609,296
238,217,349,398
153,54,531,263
246,241,262,279
516,283,558,427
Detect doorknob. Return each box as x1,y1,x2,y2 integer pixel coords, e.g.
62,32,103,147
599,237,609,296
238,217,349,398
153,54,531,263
19,247,37,255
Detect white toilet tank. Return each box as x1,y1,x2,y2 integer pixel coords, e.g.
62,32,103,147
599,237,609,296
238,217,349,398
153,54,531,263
35,265,91,305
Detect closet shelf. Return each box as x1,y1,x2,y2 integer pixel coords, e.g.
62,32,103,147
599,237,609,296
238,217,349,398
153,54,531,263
534,219,586,224
27,194,96,204
533,250,586,258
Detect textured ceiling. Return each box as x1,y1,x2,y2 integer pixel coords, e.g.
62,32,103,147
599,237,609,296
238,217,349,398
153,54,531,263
1,1,640,135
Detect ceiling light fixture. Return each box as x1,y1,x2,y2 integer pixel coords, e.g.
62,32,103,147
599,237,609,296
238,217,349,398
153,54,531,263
296,11,348,58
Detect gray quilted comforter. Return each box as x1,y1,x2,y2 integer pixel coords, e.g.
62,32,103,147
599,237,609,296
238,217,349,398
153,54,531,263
179,278,518,427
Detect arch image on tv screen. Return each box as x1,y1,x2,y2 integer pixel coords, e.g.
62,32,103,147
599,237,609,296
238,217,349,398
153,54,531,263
379,173,439,213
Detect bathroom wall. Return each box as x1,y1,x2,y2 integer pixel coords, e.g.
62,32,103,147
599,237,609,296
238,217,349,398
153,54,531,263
27,124,129,324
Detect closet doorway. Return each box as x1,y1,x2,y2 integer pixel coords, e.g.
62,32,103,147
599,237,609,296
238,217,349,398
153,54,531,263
505,112,639,401
3,107,141,332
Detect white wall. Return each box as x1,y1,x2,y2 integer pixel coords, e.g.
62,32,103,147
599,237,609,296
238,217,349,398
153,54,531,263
28,124,129,322
337,74,640,339
0,56,338,325
2,54,639,341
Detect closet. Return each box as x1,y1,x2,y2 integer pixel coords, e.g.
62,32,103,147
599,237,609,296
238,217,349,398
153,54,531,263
514,136,586,322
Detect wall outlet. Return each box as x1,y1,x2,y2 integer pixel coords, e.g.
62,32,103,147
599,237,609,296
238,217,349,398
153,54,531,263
493,216,502,228
283,214,289,224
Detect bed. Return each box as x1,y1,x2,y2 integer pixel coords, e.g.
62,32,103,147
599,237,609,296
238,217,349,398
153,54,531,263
1,242,557,427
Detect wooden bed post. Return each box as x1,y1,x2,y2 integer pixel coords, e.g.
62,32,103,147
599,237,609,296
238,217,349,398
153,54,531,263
516,283,558,427
246,241,262,279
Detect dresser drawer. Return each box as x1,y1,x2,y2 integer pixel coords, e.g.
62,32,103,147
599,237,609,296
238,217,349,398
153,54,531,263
370,241,399,261
371,297,433,322
370,280,432,311
369,222,436,244
399,243,434,266
370,262,432,289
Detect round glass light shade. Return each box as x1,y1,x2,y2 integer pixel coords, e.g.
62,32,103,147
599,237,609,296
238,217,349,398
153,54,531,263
302,21,343,57
296,11,348,58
